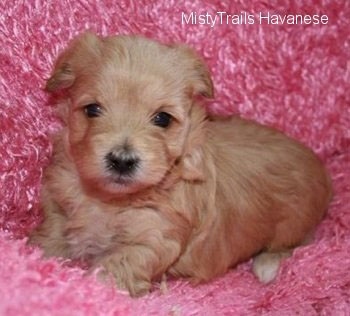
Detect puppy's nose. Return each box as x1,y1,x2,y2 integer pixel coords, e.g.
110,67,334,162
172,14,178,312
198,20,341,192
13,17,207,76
106,152,140,176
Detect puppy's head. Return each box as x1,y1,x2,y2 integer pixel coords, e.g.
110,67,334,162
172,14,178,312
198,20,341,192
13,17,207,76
47,32,213,195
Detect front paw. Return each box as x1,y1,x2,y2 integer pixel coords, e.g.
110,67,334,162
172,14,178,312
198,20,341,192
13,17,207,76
28,228,70,258
95,253,152,297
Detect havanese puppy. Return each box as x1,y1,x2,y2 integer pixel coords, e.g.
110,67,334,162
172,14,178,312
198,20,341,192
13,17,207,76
29,32,332,297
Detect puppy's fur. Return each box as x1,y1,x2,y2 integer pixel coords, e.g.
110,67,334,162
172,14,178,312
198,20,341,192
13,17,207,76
30,33,332,296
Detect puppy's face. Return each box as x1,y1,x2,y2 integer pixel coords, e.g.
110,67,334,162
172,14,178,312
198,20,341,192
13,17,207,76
47,33,213,195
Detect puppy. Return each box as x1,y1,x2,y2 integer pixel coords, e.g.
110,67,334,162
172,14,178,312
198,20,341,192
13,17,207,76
30,32,332,297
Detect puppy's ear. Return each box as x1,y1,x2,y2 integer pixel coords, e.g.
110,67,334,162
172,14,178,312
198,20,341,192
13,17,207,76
46,32,101,92
172,45,214,98
46,62,75,92
179,105,207,181
181,147,205,181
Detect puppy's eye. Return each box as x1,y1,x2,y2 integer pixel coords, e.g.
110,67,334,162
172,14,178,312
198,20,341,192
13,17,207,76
84,103,102,118
152,112,172,128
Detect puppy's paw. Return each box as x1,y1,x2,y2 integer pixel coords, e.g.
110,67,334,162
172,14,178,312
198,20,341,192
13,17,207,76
252,251,291,283
95,252,152,297
28,229,70,258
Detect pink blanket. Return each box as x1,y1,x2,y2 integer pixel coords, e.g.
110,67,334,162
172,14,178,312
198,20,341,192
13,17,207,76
1,1,349,314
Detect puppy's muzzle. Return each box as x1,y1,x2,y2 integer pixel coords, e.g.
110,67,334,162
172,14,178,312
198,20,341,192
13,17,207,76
105,151,140,177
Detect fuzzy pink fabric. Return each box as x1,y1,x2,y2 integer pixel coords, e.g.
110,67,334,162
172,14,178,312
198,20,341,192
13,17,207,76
1,0,349,315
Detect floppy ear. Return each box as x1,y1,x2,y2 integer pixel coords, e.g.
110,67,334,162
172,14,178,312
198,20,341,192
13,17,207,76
178,104,208,181
172,45,214,98
46,32,101,92
46,62,75,92
180,147,205,181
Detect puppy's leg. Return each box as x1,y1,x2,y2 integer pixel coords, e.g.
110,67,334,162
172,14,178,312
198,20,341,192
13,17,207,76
253,231,315,283
28,189,70,258
252,250,291,283
94,208,185,297
96,240,181,296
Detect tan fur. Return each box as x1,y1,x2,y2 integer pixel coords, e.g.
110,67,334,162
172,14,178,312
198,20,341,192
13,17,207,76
29,32,332,296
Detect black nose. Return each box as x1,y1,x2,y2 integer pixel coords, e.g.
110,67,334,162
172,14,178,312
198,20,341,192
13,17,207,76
106,152,140,176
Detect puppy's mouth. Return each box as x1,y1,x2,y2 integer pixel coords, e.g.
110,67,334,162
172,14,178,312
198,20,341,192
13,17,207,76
108,174,134,186
99,173,142,195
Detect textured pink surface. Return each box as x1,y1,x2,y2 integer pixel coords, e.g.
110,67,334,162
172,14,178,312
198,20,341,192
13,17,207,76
1,0,349,315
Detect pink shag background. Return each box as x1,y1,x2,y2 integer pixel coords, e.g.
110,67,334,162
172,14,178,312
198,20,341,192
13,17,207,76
1,0,349,315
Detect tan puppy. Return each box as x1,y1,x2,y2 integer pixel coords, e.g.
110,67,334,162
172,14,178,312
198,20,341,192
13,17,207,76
30,33,332,296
